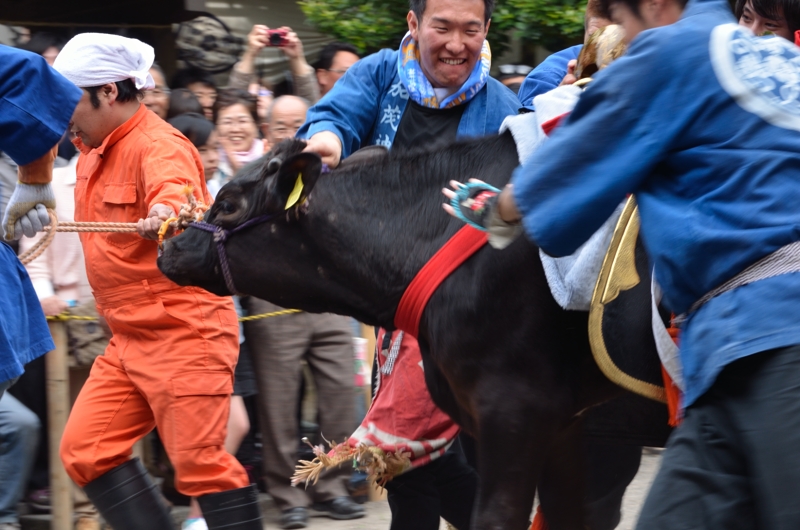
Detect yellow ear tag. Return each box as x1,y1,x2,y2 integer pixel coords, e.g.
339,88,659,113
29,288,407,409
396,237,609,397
285,173,304,210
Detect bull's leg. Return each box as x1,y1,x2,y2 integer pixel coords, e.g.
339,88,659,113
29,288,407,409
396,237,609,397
536,418,587,530
471,389,567,530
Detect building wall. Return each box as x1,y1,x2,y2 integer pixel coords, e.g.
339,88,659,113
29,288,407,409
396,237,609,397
203,0,335,84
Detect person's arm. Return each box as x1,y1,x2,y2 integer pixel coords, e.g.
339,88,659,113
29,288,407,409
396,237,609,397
280,27,320,104
228,25,268,91
0,47,82,240
298,50,394,166
512,38,681,257
137,138,208,239
517,46,581,109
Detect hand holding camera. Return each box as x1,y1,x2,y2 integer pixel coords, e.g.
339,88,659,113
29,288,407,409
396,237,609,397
266,28,289,47
239,24,310,82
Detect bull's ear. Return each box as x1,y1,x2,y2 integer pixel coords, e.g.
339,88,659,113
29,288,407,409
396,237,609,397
273,152,323,210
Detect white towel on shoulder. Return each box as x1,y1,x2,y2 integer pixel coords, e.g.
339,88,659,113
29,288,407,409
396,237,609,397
502,84,621,311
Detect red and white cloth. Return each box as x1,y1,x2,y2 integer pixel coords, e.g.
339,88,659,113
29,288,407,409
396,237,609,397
346,329,459,472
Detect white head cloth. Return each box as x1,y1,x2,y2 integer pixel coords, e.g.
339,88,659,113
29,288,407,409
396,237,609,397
53,33,155,90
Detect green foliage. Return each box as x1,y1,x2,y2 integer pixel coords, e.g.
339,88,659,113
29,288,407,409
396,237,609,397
299,0,587,56
298,0,409,54
492,0,586,51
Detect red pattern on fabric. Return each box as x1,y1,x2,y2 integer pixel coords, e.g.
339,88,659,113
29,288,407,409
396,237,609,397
394,226,488,336
541,112,570,136
530,505,549,530
347,330,460,470
662,316,683,426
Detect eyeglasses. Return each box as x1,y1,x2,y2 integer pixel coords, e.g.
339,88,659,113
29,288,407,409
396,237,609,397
193,90,218,100
218,117,255,128
326,68,349,75
144,87,171,98
498,64,533,76
271,125,301,136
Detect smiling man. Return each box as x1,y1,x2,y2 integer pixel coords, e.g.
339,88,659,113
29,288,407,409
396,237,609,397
296,1,517,528
299,0,518,166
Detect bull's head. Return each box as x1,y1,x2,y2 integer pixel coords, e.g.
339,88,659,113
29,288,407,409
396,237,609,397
157,139,323,297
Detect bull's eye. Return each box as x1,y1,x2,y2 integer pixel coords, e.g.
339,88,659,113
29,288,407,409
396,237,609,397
218,201,236,215
267,157,282,173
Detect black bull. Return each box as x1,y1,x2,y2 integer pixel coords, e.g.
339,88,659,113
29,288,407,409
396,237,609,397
158,135,670,530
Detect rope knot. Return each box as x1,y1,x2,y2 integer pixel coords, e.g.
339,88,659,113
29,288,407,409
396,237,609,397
213,228,228,244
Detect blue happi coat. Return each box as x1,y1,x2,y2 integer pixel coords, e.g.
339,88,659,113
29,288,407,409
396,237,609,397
297,49,519,155
518,44,582,111
0,46,81,384
511,0,800,406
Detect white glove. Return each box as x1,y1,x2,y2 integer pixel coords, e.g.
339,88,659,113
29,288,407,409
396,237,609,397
3,183,56,241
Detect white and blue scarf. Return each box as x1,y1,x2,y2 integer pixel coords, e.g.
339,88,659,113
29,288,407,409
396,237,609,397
397,31,491,109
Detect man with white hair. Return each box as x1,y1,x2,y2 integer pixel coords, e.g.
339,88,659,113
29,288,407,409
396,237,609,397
51,34,263,530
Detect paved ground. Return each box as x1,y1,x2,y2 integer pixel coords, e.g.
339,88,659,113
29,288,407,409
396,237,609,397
20,450,661,529
274,450,662,529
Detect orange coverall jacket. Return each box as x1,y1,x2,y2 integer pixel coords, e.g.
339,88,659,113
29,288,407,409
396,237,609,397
60,104,248,496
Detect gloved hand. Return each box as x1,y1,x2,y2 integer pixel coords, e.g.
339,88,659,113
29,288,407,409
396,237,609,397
3,183,56,241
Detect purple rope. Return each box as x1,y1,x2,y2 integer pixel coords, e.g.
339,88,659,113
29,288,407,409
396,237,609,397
188,213,279,295
186,162,329,294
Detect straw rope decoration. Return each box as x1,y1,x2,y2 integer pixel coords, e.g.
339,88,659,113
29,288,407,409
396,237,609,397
292,437,412,490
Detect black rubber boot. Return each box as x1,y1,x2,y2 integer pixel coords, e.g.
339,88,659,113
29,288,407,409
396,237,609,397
198,484,264,530
82,458,173,530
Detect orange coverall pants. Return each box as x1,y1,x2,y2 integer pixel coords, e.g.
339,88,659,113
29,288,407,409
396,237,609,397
60,277,249,496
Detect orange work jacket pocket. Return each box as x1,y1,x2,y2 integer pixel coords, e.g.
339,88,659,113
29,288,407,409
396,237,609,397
169,371,233,450
102,182,137,205
101,183,141,249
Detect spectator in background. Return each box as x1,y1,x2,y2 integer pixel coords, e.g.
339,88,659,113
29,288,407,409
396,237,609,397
313,42,360,98
263,96,309,146
167,113,219,197
142,63,170,120
255,84,275,128
212,89,267,187
242,305,364,529
495,64,533,94
19,32,63,65
229,25,320,104
172,67,218,120
735,0,800,39
167,89,204,120
0,393,40,530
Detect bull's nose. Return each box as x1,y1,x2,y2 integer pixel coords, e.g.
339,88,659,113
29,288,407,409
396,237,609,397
156,240,177,274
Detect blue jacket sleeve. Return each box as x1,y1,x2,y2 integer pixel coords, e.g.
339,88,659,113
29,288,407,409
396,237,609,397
511,34,682,256
518,45,582,109
0,46,81,166
297,49,397,159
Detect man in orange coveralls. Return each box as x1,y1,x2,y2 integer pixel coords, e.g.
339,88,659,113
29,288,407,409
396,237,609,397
52,34,263,530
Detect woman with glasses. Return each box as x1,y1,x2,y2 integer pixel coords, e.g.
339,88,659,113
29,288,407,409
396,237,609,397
211,88,268,189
